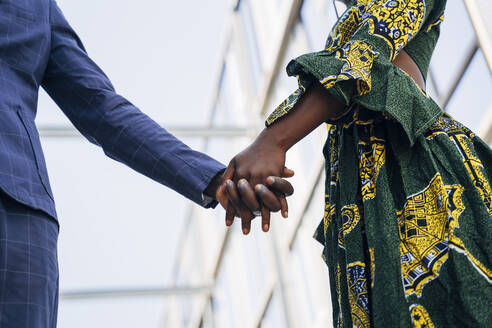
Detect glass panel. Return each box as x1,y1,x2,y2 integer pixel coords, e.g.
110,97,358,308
40,139,186,292
213,52,251,126
446,49,492,131
58,298,166,328
239,0,264,92
213,259,237,327
208,225,275,323
288,176,333,326
261,291,287,328
429,0,476,94
301,0,346,51
248,0,293,67
265,22,310,117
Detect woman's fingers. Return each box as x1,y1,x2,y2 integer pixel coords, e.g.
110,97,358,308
215,182,229,210
261,206,271,232
223,159,236,181
225,180,240,217
282,167,295,178
237,179,261,213
225,180,241,211
225,180,254,224
255,184,282,212
278,196,288,218
225,203,235,227
265,176,293,217
266,176,294,196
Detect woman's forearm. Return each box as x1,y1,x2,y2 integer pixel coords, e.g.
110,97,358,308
259,49,423,153
258,82,346,152
227,48,423,189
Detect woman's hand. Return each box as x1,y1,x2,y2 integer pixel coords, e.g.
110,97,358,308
223,82,347,235
230,131,288,189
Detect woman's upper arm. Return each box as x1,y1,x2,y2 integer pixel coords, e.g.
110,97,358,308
392,50,426,90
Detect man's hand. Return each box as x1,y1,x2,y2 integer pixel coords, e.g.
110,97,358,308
205,166,295,231
225,174,294,235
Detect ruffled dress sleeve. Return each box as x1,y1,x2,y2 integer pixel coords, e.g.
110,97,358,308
266,0,447,146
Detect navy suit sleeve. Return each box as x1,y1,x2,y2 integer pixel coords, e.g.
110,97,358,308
41,0,225,208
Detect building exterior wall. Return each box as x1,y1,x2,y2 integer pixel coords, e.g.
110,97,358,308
167,1,492,327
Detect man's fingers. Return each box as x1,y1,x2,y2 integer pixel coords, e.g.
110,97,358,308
282,167,295,178
225,180,241,213
241,216,252,235
255,184,281,212
261,206,271,232
237,179,261,212
225,204,235,227
216,183,228,210
226,180,255,224
266,176,294,196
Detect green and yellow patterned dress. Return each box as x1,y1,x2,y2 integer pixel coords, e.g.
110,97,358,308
266,0,492,327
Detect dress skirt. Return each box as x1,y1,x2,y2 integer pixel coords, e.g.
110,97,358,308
313,106,492,327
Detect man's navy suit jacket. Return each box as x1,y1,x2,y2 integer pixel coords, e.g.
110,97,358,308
0,0,225,220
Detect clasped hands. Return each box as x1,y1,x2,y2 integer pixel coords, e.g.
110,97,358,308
208,82,343,234
213,130,293,235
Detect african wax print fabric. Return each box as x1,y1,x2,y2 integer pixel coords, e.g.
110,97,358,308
266,0,492,327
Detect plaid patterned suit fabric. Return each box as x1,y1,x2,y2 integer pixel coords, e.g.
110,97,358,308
0,192,59,328
0,0,57,220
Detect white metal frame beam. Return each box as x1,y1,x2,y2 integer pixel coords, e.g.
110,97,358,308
477,103,492,143
38,126,250,138
60,285,213,300
463,0,492,73
439,41,479,110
